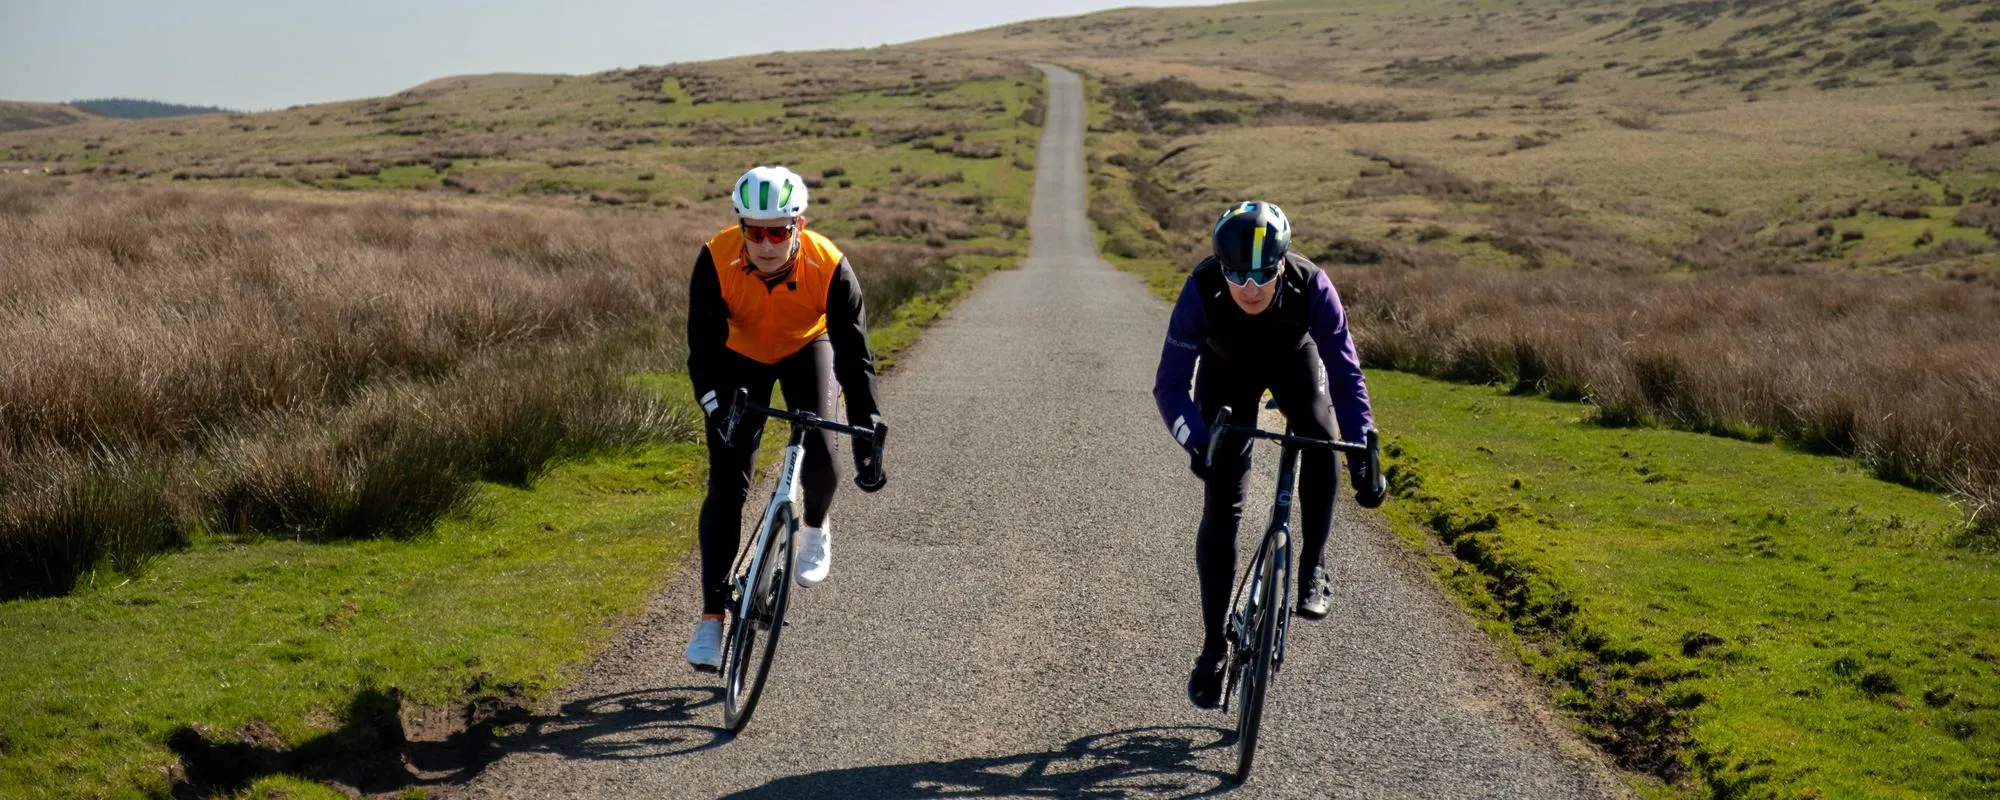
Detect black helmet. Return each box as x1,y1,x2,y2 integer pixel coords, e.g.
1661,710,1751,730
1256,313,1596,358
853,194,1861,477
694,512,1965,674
1211,201,1291,283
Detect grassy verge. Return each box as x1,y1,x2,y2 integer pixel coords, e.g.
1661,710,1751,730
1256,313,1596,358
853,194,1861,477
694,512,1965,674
0,438,706,798
1368,371,1996,798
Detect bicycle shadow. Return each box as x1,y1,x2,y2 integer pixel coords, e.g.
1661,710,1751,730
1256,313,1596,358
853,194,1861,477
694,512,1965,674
165,685,728,797
471,684,730,766
720,725,1239,799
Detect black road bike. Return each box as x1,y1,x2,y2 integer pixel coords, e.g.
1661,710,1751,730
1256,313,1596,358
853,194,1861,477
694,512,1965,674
1203,405,1380,782
708,388,886,733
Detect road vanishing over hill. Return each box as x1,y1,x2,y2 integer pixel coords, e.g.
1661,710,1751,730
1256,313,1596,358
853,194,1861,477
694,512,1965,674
459,65,1629,800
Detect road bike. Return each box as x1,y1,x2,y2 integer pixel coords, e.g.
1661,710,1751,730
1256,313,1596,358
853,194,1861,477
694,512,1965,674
708,387,886,732
1203,405,1380,781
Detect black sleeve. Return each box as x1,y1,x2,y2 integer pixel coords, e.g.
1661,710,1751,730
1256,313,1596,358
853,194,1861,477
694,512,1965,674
686,245,729,410
825,256,882,423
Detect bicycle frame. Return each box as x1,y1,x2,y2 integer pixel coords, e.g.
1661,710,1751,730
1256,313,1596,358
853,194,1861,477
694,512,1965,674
721,391,881,628
1221,436,1302,711
727,422,809,619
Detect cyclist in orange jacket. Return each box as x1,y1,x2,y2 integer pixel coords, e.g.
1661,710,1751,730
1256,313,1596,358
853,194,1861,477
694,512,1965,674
683,166,886,672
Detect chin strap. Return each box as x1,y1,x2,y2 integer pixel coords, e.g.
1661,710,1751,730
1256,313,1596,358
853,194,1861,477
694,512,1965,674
743,242,803,289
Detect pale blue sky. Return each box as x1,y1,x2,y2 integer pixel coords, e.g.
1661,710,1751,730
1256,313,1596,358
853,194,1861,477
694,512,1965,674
1,1,1219,111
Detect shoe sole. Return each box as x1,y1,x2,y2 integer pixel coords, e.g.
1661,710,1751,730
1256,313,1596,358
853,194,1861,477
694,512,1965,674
1296,605,1328,620
689,661,721,674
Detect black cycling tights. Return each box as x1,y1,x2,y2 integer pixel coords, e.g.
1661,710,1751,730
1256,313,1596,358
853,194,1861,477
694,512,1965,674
698,340,839,614
1194,341,1341,657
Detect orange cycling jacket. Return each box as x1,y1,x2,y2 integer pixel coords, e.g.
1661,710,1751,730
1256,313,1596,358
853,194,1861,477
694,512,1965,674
685,225,881,422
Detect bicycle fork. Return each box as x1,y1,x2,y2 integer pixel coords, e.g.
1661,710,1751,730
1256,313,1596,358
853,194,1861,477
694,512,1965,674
733,444,806,625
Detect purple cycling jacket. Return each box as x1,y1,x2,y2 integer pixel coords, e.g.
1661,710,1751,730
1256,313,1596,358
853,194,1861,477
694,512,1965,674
1152,253,1374,471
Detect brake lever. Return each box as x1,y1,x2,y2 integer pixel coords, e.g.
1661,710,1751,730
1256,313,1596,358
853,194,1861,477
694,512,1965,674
721,387,749,444
1206,407,1232,470
1364,427,1385,493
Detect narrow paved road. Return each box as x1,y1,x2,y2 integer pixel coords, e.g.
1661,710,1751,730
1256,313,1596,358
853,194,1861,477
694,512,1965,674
459,65,1628,799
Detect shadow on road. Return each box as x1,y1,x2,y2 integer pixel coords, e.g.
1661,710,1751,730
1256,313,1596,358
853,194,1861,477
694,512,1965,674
167,685,729,797
489,684,731,764
720,725,1239,799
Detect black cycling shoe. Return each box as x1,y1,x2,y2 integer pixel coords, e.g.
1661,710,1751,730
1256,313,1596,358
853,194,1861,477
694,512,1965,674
1187,652,1228,710
1298,565,1332,620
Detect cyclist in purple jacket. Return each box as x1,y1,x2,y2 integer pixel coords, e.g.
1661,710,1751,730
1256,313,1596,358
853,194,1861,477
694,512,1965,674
1153,201,1388,710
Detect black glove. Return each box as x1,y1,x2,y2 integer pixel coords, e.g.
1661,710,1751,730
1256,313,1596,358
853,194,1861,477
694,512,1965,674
852,417,887,493
1187,444,1210,482
1354,467,1387,509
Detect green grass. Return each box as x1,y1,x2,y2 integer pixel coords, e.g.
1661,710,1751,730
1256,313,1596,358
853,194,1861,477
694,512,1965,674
231,775,352,800
1844,209,1992,260
0,438,706,798
1367,371,1998,798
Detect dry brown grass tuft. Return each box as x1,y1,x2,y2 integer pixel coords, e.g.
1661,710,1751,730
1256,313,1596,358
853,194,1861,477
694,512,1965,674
0,181,697,457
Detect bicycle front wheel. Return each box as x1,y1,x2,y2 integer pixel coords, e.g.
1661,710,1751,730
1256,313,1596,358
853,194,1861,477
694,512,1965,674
722,505,798,732
1234,533,1285,782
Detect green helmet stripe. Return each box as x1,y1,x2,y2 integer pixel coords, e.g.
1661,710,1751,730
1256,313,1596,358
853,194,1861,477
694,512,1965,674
738,180,752,210
758,180,771,211
779,180,794,208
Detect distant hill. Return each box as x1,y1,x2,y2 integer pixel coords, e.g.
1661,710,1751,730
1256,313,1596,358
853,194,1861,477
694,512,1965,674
403,73,565,96
70,98,230,119
0,102,99,133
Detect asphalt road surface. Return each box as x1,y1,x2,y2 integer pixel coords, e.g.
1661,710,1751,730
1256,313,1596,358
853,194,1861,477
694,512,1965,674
459,64,1629,800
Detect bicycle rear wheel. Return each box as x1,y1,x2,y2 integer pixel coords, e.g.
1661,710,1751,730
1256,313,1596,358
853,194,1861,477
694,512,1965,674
1234,533,1285,782
722,505,797,732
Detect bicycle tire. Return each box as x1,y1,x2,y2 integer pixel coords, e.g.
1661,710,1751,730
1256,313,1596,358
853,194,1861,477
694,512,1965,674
1234,533,1284,782
722,505,797,732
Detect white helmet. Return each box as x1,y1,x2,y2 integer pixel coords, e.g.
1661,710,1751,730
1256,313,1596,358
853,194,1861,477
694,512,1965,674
731,166,808,220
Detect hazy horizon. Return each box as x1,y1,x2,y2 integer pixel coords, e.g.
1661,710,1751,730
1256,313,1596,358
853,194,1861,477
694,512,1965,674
1,0,1220,111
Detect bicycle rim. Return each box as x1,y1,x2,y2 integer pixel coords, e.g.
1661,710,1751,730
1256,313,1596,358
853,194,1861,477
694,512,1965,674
723,506,797,732
1234,536,1284,782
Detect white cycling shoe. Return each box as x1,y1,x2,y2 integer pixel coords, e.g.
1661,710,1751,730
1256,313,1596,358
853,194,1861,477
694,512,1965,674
685,617,723,672
796,522,832,587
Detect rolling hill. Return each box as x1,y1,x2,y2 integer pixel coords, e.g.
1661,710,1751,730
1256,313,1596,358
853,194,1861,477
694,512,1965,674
0,101,100,133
